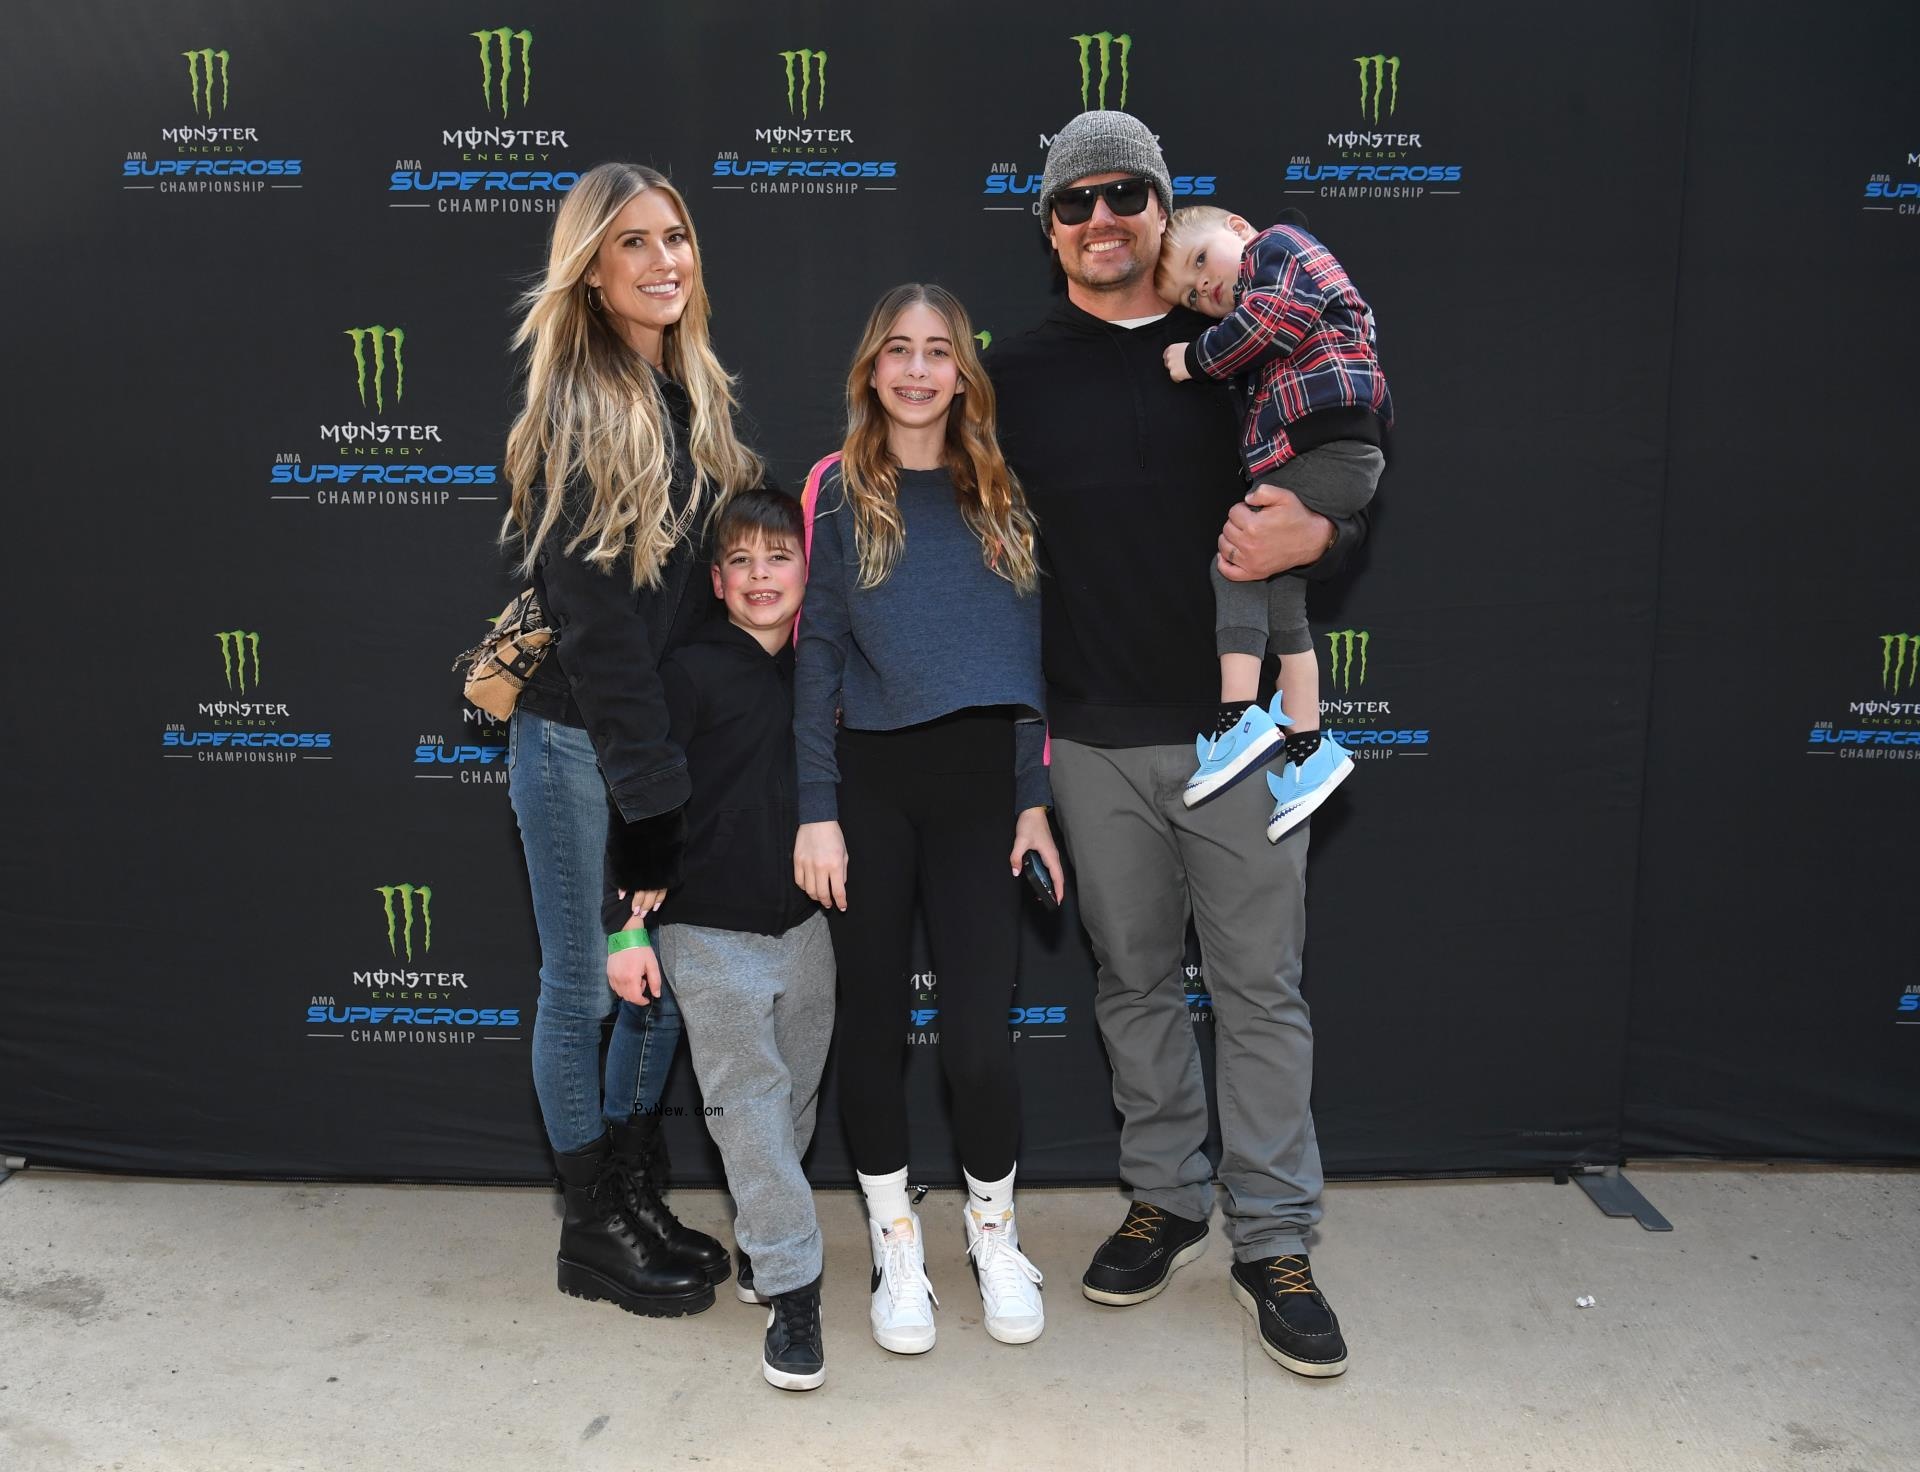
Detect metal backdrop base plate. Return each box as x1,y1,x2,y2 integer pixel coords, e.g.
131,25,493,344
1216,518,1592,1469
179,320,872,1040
1573,1165,1672,1231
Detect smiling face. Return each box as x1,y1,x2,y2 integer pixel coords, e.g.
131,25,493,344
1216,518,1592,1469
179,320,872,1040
868,301,962,434
583,187,696,363
711,530,804,644
1048,170,1168,298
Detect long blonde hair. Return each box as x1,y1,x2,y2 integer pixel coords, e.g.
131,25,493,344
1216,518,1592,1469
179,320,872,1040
503,163,763,587
838,284,1039,593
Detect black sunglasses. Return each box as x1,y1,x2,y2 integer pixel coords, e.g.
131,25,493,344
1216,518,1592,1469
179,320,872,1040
1049,177,1152,226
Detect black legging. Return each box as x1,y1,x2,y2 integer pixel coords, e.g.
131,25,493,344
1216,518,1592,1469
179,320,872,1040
828,709,1022,1181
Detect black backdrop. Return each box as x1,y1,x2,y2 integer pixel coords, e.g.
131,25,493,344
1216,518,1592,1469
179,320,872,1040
3,1,1914,1185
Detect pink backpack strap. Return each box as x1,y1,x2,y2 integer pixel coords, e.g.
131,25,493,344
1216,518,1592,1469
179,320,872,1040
800,452,841,562
794,453,843,643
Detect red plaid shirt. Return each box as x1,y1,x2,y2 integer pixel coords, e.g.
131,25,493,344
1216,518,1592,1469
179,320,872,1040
1186,224,1393,477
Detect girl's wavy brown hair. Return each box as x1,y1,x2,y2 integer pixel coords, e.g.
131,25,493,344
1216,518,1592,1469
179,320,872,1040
837,283,1038,593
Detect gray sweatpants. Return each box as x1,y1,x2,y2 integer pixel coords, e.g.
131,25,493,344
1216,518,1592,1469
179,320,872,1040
1214,439,1385,658
1050,738,1323,1260
657,912,836,1297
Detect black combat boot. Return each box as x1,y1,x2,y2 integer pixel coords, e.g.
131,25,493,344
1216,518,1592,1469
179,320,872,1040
553,1134,714,1317
607,1113,732,1287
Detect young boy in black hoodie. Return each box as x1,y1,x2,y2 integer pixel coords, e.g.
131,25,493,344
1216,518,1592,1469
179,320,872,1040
604,488,834,1392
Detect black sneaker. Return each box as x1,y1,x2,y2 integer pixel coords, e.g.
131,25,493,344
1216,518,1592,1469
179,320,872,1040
1229,1255,1348,1377
1081,1200,1210,1306
762,1277,826,1391
736,1249,768,1305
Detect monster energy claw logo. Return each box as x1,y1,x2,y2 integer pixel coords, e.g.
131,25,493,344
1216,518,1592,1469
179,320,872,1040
1072,32,1130,110
216,631,261,691
183,48,230,116
1326,629,1369,691
973,330,992,351
345,327,406,413
779,49,827,117
472,28,533,116
376,884,433,960
1355,54,1400,122
1882,633,1920,692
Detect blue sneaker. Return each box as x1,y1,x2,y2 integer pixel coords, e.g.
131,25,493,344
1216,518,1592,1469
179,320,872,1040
1264,736,1354,842
1183,694,1293,808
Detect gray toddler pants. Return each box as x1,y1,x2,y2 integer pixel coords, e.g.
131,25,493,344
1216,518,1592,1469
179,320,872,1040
657,912,836,1297
1213,439,1384,658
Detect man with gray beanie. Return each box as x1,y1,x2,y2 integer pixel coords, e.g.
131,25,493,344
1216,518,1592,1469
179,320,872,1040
987,110,1368,1378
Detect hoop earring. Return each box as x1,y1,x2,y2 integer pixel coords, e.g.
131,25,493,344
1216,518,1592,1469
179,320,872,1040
586,285,604,314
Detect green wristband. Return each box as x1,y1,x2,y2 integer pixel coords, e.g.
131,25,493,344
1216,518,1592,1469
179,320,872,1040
607,929,652,955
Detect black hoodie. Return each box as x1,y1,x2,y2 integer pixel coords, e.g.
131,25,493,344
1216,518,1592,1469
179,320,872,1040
989,300,1367,748
602,618,816,938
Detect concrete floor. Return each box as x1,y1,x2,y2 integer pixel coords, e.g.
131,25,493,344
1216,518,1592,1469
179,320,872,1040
1,1164,1915,1471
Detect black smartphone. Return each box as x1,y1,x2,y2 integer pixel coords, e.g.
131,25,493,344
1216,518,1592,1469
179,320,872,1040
1022,849,1059,911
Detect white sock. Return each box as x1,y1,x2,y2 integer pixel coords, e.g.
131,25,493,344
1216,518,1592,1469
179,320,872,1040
964,1164,1016,1225
857,1167,912,1232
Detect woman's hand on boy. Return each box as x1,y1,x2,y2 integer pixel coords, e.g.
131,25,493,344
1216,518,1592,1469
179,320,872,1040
625,886,672,921
617,886,666,916
1010,807,1066,905
794,820,849,912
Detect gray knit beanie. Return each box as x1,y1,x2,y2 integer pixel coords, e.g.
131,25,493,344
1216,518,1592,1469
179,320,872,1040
1039,110,1173,225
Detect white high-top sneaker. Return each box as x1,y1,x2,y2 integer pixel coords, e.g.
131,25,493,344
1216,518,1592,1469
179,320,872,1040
868,1213,938,1354
964,1204,1045,1344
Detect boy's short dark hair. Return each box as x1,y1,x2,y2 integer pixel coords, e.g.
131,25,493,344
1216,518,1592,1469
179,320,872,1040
712,487,804,558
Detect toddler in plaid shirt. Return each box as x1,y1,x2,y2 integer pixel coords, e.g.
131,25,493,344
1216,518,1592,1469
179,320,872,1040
1156,206,1393,842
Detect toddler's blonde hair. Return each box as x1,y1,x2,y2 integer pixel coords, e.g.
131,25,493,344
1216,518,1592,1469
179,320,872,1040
1154,205,1238,299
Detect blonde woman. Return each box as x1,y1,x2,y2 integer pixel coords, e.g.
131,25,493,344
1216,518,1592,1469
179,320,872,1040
503,162,763,1319
793,284,1064,1353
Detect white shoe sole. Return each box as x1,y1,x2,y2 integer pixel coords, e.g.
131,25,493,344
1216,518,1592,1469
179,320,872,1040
872,1321,936,1354
761,1357,826,1391
1265,755,1353,843
984,1314,1045,1345
1230,1277,1348,1378
1183,725,1286,807
736,1281,769,1305
1080,1234,1210,1306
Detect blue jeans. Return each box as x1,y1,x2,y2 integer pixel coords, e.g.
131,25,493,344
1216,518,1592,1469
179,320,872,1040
508,708,683,1154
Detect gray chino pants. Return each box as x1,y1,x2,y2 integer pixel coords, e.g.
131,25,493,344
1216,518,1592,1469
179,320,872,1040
1051,739,1324,1260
